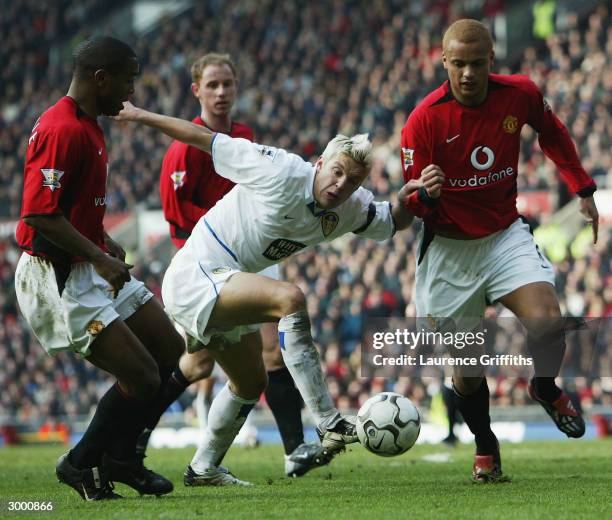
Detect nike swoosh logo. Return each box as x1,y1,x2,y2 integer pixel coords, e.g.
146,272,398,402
283,215,295,220
446,135,460,143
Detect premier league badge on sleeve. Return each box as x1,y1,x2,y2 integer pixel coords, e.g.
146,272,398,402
256,144,278,161
40,168,64,191
170,170,186,190
402,148,414,169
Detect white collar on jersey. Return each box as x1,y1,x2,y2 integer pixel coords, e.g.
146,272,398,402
303,163,329,217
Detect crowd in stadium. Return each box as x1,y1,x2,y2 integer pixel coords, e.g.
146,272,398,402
0,0,610,424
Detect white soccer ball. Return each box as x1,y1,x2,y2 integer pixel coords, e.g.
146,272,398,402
356,392,421,456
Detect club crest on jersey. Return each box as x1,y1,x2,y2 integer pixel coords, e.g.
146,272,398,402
170,170,186,190
86,320,105,336
502,115,518,134
402,147,414,169
321,212,339,237
40,168,64,191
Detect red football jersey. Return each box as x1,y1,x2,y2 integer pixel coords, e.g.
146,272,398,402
401,74,596,238
16,96,109,264
159,118,253,248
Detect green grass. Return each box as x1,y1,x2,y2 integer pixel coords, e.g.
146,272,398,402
1,440,611,519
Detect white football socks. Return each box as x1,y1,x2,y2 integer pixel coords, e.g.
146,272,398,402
194,386,209,435
190,382,257,473
277,310,341,431
234,411,258,447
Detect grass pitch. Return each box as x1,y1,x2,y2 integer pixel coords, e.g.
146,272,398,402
1,439,611,519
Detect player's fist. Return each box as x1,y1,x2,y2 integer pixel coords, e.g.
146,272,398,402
112,101,141,123
397,179,422,201
91,252,133,299
579,195,599,244
420,164,445,198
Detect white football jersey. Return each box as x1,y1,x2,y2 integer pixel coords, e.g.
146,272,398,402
181,133,395,273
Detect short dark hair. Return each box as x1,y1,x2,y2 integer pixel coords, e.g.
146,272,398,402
72,36,137,78
191,53,236,83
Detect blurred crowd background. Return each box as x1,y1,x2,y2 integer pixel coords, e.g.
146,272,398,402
0,0,610,429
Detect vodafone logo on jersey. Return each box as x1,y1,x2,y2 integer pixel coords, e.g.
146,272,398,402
470,146,495,170
447,145,514,189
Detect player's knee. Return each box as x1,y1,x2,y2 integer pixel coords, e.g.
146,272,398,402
535,302,561,320
231,373,267,401
527,312,564,345
278,283,306,316
179,350,214,383
125,371,161,402
191,357,215,381
527,293,561,322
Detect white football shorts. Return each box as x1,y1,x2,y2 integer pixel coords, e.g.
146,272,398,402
15,253,153,357
162,246,280,351
415,218,555,331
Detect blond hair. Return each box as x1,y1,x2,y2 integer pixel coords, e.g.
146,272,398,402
321,134,373,170
191,53,236,83
442,19,493,52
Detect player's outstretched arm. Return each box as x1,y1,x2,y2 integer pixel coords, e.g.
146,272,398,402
392,179,421,230
114,101,214,153
393,167,445,230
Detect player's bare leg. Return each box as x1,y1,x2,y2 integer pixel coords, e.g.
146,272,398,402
181,345,216,436
85,299,184,496
208,273,357,453
135,340,214,458
57,317,164,500
499,282,585,437
193,367,216,434
124,298,185,369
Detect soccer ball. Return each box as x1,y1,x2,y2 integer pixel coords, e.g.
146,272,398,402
356,392,421,456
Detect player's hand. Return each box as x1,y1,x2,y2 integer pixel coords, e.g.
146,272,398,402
397,179,422,201
104,235,126,261
112,101,141,123
420,164,445,198
91,252,133,299
579,196,599,244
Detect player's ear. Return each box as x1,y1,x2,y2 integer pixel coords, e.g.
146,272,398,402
489,49,495,67
93,69,108,87
314,156,324,172
442,51,448,70
190,82,199,98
